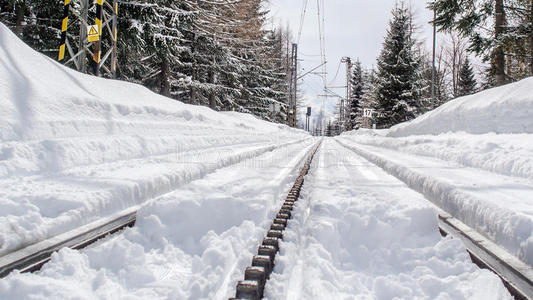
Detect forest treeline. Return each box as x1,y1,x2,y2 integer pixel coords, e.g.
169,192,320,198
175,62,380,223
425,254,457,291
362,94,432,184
338,0,533,132
0,0,291,122
2,1,533,130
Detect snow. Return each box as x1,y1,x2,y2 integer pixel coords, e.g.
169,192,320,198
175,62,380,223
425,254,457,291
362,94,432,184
0,140,316,299
0,21,521,299
265,140,510,299
0,139,511,299
0,22,309,256
337,78,533,267
386,77,533,136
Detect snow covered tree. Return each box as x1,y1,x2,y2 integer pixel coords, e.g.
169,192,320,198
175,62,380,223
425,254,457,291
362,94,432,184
0,0,292,123
233,0,279,118
428,0,529,86
1,0,65,59
374,2,422,128
347,59,364,131
457,57,477,96
118,1,188,97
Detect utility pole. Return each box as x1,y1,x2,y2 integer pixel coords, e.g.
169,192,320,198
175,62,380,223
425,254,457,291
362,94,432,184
340,57,352,132
58,0,118,78
431,6,437,108
306,107,311,132
287,43,298,127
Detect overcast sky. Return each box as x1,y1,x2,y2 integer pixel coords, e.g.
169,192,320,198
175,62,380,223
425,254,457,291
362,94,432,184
267,0,437,127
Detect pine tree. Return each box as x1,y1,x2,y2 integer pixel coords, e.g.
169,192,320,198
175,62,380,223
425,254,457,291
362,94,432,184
0,0,292,123
429,0,513,86
347,60,364,130
374,2,421,128
457,57,477,96
1,0,69,59
119,1,188,97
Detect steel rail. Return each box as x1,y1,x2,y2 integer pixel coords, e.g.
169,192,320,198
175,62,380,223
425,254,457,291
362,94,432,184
438,213,533,300
0,206,137,278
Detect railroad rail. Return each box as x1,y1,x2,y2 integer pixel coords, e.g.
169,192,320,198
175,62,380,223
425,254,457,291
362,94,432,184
230,141,322,300
0,206,138,278
438,213,533,300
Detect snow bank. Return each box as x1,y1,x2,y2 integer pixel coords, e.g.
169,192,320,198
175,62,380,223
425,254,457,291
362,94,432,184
337,138,533,266
0,22,310,256
0,140,315,299
342,132,533,181
266,139,511,299
386,78,533,136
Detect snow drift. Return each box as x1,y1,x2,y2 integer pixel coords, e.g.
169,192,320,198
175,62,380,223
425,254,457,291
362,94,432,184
387,78,533,137
0,22,309,256
340,74,533,266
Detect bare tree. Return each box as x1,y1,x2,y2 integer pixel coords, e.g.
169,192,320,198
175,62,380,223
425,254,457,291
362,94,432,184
443,34,468,98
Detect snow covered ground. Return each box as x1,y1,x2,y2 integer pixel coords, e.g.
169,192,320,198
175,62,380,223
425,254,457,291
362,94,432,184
338,77,533,267
0,19,527,299
267,139,510,299
0,139,512,299
0,139,318,299
0,22,310,256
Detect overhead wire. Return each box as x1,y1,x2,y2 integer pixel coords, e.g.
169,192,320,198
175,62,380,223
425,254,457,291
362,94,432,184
328,60,342,86
297,0,309,45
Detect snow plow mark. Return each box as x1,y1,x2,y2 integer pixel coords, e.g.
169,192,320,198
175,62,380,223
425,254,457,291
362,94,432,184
230,141,322,300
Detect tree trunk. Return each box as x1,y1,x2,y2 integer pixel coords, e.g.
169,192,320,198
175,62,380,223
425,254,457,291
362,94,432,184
530,0,533,75
160,58,171,97
494,0,506,85
190,67,197,105
208,64,216,110
15,0,25,37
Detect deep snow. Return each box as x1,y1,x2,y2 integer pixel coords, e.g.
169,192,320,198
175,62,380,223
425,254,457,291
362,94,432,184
266,139,511,299
385,77,533,136
0,140,316,299
0,22,310,256
339,77,533,267
0,19,525,300
0,139,512,299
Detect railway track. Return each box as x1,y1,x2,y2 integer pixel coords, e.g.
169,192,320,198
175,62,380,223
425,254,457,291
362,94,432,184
1,139,532,300
438,214,533,300
0,139,315,280
0,207,137,278
229,140,533,300
229,141,322,300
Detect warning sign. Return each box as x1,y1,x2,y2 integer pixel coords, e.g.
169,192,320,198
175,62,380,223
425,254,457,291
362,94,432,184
87,25,99,42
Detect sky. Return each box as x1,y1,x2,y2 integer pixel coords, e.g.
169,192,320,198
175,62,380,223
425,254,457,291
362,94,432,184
267,0,437,129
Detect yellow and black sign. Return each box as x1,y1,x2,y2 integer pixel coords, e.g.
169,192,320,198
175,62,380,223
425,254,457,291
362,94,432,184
87,25,99,42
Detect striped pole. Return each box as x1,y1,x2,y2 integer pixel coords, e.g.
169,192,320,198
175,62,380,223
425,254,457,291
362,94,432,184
58,0,71,61
92,0,103,76
112,0,118,77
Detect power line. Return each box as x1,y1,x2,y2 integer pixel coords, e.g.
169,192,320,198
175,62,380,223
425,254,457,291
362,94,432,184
328,60,342,86
297,0,309,44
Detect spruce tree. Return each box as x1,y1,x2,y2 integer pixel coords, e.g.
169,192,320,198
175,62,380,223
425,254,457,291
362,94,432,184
457,57,477,96
374,2,421,128
429,0,509,86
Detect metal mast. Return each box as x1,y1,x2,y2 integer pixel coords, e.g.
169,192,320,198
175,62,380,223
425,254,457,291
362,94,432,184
58,0,118,78
340,57,352,132
288,43,298,128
